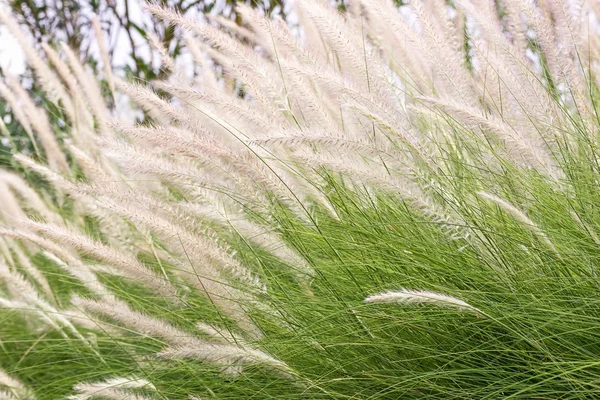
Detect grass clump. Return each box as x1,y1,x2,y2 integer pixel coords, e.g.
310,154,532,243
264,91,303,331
1,0,600,398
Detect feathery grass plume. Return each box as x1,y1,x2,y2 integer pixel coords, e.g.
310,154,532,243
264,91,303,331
195,322,246,345
0,369,33,400
91,16,115,98
73,180,264,292
61,307,122,335
365,289,483,315
184,204,313,276
0,172,59,223
415,96,561,178
0,297,38,324
21,220,179,299
407,0,479,106
59,42,110,136
0,237,14,266
3,238,53,299
2,74,69,173
147,31,175,73
13,154,108,216
0,260,91,345
41,43,97,144
458,0,565,124
13,154,73,195
72,295,198,346
68,376,155,400
0,228,109,297
72,296,287,374
207,12,259,45
144,3,288,121
0,81,39,156
477,191,559,255
0,8,74,118
0,183,28,222
297,0,391,99
115,79,188,126
156,344,294,378
64,142,122,185
150,81,277,135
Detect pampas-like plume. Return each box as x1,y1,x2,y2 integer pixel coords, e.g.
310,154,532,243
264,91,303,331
0,369,33,400
0,260,92,344
0,228,109,297
41,43,97,141
68,376,155,400
0,182,28,222
0,81,38,155
74,180,263,291
414,97,561,178
5,238,53,299
91,16,115,97
147,31,175,72
365,289,482,315
144,3,288,121
60,42,111,136
72,295,197,346
0,8,74,118
3,74,69,173
73,296,288,374
116,79,190,126
157,344,294,378
71,376,155,399
181,202,313,276
61,307,122,335
21,220,178,299
67,390,152,400
477,191,559,255
13,154,73,194
0,172,57,222
195,322,246,344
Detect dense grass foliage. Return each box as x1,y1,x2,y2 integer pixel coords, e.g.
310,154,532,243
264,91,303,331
2,0,600,398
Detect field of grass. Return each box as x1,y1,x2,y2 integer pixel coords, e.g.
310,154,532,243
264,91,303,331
1,0,600,398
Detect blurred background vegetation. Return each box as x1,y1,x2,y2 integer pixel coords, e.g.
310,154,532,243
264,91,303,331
0,0,290,168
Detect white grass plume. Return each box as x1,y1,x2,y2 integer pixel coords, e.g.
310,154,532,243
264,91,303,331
21,220,179,299
68,375,155,400
0,260,92,345
72,295,195,346
3,74,69,173
477,191,559,255
0,228,108,297
5,238,53,299
0,369,33,400
0,171,58,223
157,344,294,378
0,8,74,117
91,15,115,98
365,289,483,315
72,296,289,375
